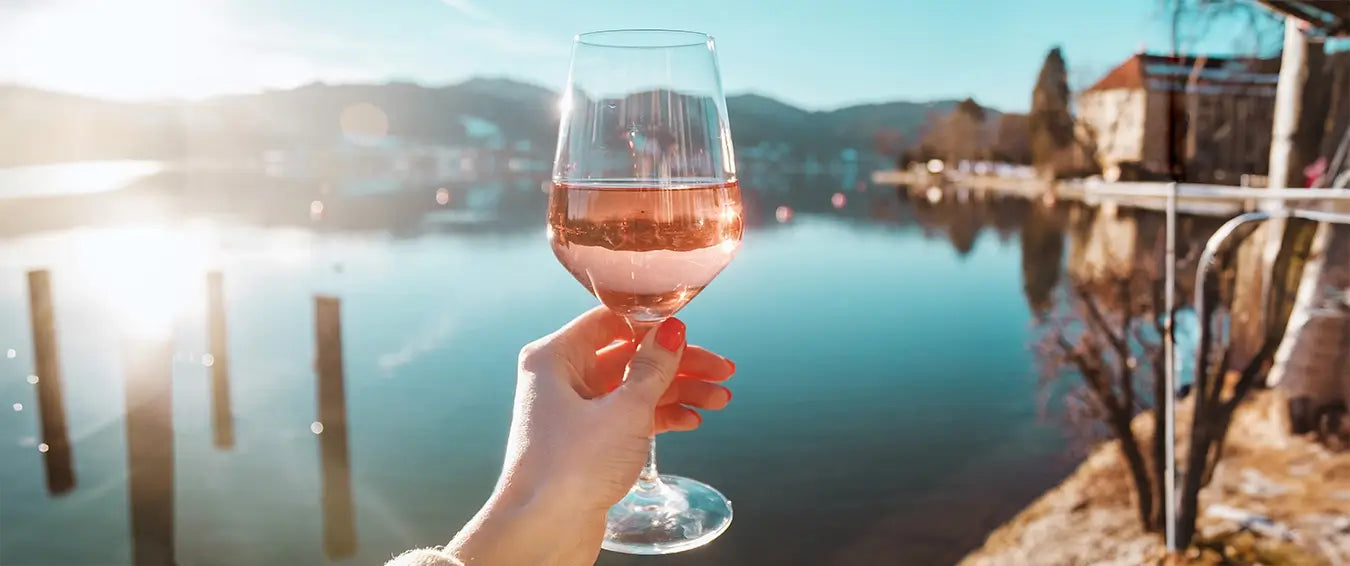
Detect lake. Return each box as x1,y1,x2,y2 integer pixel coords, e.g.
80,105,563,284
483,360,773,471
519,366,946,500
0,170,1082,565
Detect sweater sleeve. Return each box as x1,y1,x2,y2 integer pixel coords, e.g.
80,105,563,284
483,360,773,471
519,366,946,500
385,548,464,566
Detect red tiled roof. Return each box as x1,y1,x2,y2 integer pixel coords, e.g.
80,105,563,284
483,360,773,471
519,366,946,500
1083,53,1281,95
1084,54,1144,93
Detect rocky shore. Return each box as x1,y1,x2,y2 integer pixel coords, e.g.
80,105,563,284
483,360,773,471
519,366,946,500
959,391,1350,566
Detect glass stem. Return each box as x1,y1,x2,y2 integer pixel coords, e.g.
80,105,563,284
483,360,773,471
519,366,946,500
637,437,661,490
629,319,665,492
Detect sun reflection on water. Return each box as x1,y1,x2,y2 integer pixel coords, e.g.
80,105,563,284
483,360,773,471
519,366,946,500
65,225,217,340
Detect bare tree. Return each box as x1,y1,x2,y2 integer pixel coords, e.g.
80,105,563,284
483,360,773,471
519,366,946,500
1038,275,1162,529
1034,214,1191,531
1161,0,1284,56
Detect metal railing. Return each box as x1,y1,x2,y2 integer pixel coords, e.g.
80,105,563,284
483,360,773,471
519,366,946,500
1086,182,1350,551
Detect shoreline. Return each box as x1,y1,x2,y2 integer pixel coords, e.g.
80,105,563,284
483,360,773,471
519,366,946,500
959,390,1350,566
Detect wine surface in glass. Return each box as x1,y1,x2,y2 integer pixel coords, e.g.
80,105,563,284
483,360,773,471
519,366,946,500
548,180,743,323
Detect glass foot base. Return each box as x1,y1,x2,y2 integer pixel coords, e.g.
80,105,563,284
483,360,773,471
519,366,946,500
602,474,733,555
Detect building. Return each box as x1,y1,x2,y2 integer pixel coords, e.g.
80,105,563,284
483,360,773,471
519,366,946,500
1077,53,1279,184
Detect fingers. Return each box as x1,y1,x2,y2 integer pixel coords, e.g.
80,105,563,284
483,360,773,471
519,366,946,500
675,347,736,382
593,343,735,394
654,405,701,433
615,318,685,407
555,306,632,350
591,340,637,394
657,379,732,410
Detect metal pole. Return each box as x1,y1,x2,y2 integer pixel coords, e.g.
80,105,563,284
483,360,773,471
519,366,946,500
1195,209,1350,374
1180,208,1350,550
1164,182,1178,552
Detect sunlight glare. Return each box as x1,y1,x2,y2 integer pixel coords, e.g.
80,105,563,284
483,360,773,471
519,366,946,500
68,226,210,341
719,206,739,225
7,0,238,99
556,92,572,116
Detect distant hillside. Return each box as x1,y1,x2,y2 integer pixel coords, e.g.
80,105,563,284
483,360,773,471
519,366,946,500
0,80,982,167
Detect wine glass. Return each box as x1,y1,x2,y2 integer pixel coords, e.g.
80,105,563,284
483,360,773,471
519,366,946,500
547,29,742,555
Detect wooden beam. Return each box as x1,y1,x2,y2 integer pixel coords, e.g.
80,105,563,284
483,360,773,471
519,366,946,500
124,338,175,566
315,296,356,559
1260,0,1349,34
206,271,234,449
27,270,75,495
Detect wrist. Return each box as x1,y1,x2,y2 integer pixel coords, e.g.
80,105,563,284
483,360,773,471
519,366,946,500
447,481,606,565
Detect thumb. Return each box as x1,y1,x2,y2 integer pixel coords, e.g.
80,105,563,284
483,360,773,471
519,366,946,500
616,318,685,407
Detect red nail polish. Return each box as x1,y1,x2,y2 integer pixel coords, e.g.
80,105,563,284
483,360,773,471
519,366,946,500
727,359,736,373
655,318,685,352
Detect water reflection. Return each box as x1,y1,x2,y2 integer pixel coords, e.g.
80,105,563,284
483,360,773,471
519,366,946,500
123,337,175,566
1019,204,1066,317
0,163,1242,565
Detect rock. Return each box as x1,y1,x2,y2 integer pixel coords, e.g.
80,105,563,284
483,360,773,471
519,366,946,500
1204,504,1295,541
1239,468,1291,497
1334,516,1350,533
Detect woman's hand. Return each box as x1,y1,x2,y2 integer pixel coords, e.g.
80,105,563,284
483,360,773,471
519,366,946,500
504,307,735,512
421,307,735,566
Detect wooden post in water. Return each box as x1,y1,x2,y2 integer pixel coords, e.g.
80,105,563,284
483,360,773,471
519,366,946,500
206,271,234,449
315,295,356,559
123,337,175,566
27,269,75,495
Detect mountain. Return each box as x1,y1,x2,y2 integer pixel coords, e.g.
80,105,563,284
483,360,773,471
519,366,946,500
0,80,982,167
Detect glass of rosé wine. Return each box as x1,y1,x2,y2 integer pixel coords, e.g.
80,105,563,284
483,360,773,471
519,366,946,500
547,29,742,555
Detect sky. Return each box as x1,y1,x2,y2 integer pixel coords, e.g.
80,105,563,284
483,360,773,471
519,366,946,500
0,0,1281,112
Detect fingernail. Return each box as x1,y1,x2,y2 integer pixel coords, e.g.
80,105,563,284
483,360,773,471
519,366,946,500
727,359,736,373
725,389,733,402
655,318,685,352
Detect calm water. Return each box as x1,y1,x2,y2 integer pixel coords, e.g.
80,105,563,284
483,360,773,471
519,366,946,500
0,176,1079,565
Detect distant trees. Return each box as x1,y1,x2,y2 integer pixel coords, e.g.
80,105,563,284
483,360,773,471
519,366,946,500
872,128,906,158
993,114,1033,165
1029,47,1081,177
899,98,996,167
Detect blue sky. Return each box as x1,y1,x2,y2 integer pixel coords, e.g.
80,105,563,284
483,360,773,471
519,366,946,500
0,0,1278,111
